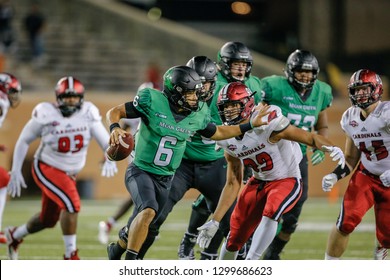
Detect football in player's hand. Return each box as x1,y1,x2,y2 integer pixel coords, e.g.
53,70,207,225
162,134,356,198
106,134,134,161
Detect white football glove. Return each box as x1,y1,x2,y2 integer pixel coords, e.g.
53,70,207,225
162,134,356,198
322,145,345,168
197,219,219,249
101,160,118,177
380,170,390,187
322,173,338,192
7,171,27,198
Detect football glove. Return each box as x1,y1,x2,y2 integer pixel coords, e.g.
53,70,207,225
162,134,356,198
197,219,220,249
101,160,118,177
380,170,390,187
7,171,27,198
311,148,325,165
322,145,345,168
322,173,338,192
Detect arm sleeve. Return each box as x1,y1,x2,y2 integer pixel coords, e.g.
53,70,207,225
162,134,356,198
125,101,148,125
197,123,217,138
91,121,110,151
11,119,42,172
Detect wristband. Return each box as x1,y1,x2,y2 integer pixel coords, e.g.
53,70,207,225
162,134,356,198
332,163,351,180
109,123,121,133
239,122,252,134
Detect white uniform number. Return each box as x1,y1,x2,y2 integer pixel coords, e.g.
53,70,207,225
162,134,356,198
154,136,177,166
287,113,316,131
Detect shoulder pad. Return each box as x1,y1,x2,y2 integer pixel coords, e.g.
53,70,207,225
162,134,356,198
266,105,289,132
32,102,59,124
82,101,102,122
273,115,290,132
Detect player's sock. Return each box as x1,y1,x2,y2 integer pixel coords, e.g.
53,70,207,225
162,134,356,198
246,217,278,260
63,234,77,258
263,235,288,260
107,217,116,229
0,188,7,229
12,224,29,240
188,199,211,233
203,228,224,255
219,240,237,260
325,253,340,260
125,249,138,260
137,234,157,259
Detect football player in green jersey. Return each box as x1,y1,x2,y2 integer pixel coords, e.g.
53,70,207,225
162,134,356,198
261,49,333,260
106,65,270,260
120,56,231,260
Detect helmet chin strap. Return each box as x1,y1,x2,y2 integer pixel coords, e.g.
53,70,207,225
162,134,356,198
59,105,80,117
232,75,244,81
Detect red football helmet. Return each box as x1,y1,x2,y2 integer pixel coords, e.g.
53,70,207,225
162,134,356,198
348,69,383,109
0,72,22,108
217,82,255,125
55,76,85,116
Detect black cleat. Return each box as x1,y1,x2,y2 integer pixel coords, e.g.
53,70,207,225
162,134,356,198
107,242,122,260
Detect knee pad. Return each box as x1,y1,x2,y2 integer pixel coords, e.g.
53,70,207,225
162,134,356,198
281,221,298,234
191,195,211,216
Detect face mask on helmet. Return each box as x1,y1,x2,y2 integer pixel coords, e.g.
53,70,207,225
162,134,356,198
217,42,253,83
163,66,203,112
0,73,22,108
217,82,255,125
284,49,319,91
348,69,383,109
186,56,217,102
55,76,85,117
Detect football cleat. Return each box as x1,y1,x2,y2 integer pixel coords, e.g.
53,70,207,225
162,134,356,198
98,221,112,244
200,251,218,260
177,233,197,260
107,242,122,260
5,226,23,260
374,245,388,260
64,249,80,260
0,232,7,244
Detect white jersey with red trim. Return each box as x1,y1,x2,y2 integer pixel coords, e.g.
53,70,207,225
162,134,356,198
26,101,108,174
217,105,302,181
0,91,10,127
340,101,390,176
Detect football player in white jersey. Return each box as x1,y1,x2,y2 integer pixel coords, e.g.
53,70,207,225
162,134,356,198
0,73,22,244
5,76,118,260
323,69,390,260
196,82,345,260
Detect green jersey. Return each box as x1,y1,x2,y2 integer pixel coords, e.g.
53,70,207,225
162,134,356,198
133,88,210,175
261,75,333,155
183,100,223,161
214,72,263,105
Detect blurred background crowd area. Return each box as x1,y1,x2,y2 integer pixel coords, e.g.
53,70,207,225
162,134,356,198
0,0,389,200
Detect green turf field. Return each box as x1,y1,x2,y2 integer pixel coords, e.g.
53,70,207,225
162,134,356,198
0,197,376,260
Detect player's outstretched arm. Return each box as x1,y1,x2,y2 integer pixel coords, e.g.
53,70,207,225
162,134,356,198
210,105,270,140
197,153,242,249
